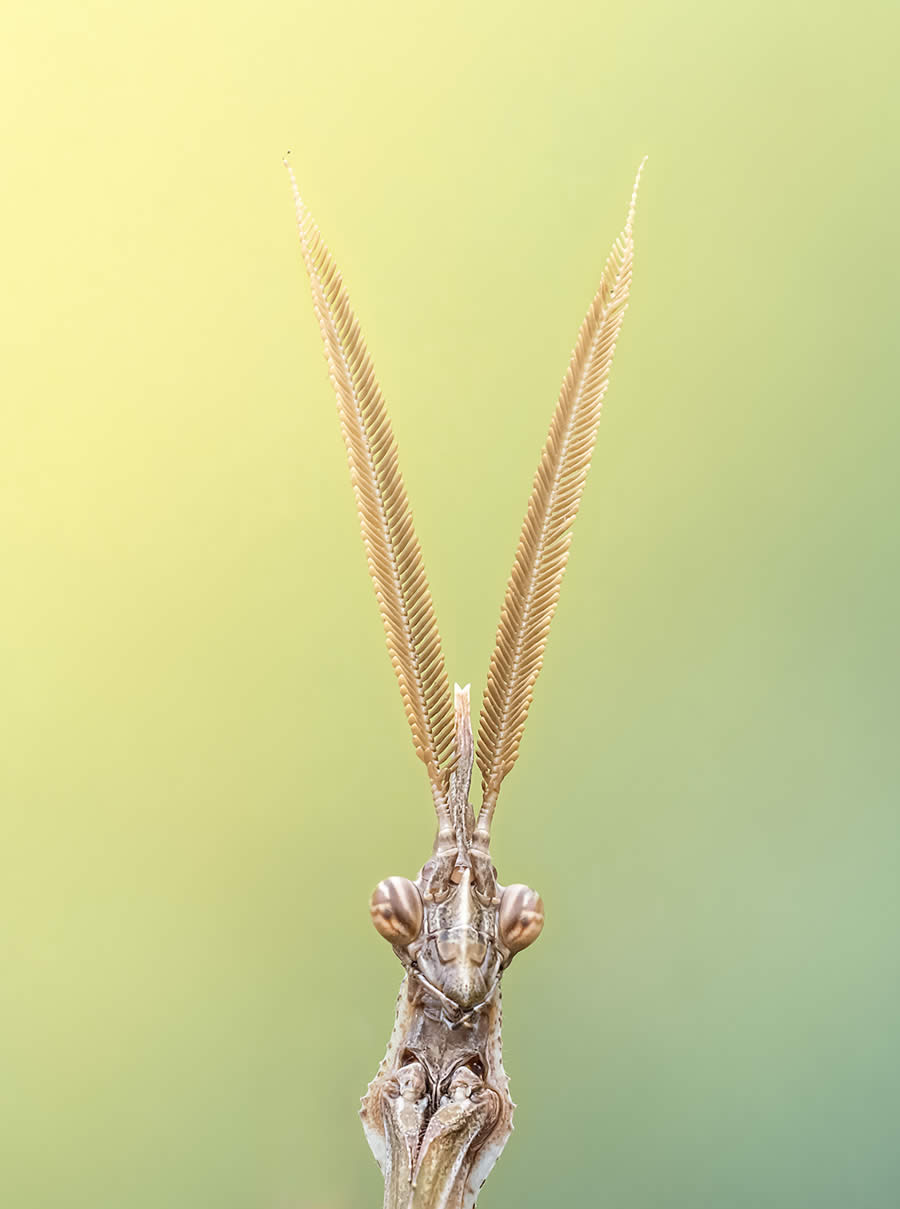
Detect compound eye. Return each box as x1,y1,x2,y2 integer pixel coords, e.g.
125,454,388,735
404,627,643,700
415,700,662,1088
498,883,544,954
370,877,424,946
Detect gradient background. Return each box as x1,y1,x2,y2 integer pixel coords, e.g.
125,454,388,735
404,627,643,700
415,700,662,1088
3,1,899,1206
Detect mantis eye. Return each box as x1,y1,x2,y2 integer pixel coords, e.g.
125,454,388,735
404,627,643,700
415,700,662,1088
498,883,544,954
370,877,424,945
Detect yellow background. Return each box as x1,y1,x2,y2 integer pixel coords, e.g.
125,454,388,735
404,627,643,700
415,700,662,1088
3,2,898,1206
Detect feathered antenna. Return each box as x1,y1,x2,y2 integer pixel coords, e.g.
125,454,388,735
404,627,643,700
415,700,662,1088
474,160,646,846
285,159,456,827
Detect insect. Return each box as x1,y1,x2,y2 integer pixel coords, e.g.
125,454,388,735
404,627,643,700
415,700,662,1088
287,158,645,1209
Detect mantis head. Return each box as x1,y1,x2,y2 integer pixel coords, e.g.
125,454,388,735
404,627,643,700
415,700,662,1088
369,685,544,1016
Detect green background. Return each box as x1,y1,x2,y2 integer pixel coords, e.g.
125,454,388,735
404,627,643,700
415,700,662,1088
3,1,898,1206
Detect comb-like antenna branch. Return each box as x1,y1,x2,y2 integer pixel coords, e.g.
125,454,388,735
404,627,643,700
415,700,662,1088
475,161,646,841
285,161,456,825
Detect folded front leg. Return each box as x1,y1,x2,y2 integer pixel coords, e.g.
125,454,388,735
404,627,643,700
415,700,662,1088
382,1062,430,1209
410,1067,501,1209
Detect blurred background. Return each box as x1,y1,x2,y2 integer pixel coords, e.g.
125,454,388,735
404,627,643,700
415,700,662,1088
2,1,899,1206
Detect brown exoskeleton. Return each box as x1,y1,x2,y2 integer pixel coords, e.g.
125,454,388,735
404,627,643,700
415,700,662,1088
362,684,540,1209
287,157,645,1209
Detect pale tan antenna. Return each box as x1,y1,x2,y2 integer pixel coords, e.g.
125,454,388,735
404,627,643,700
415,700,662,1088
285,159,456,822
475,160,646,842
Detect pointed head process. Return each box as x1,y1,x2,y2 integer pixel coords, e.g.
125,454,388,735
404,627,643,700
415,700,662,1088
288,157,644,1209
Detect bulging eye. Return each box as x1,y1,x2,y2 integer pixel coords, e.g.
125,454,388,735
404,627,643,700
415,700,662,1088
498,883,544,954
370,876,423,946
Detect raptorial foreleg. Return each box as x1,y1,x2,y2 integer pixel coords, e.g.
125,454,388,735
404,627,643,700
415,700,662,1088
381,1061,430,1209
410,1067,501,1209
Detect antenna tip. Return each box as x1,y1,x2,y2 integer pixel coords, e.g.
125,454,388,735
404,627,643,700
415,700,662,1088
283,155,302,208
626,156,648,236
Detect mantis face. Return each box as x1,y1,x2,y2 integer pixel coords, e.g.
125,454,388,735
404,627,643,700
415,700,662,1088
417,869,500,1010
371,866,544,1016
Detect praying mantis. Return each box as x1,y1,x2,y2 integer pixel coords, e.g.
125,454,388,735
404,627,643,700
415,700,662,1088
286,158,645,1209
